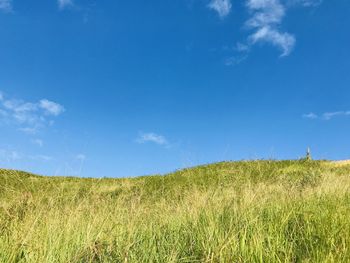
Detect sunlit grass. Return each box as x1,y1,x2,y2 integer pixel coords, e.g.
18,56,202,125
1,160,350,262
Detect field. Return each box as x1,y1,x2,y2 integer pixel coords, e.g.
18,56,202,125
1,160,350,262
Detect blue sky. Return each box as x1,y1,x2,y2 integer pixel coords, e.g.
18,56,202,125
0,0,349,177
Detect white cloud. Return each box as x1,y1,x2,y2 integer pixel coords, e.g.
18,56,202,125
3,100,37,113
249,26,295,56
136,132,169,146
230,0,323,58
303,111,350,120
0,91,65,134
287,0,323,7
208,0,232,18
2,100,42,129
0,0,12,12
302,112,318,119
246,0,285,27
323,111,350,120
39,99,65,116
58,0,73,10
245,0,295,57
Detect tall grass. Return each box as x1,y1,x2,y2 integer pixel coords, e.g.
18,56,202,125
1,160,350,262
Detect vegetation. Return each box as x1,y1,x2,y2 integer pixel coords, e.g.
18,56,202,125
1,160,350,262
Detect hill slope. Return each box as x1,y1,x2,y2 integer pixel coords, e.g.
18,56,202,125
1,160,350,262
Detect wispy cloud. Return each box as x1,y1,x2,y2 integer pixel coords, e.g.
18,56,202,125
220,0,322,60
245,0,295,57
0,91,65,134
39,99,65,116
235,42,250,52
208,0,232,18
302,112,318,119
323,111,350,120
224,54,248,66
0,0,12,12
136,132,169,146
221,43,250,66
287,0,323,7
303,111,350,120
58,0,73,10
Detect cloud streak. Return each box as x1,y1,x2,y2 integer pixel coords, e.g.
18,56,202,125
323,111,350,120
0,91,65,134
208,0,232,18
136,132,169,146
302,112,318,119
303,111,350,120
287,0,323,7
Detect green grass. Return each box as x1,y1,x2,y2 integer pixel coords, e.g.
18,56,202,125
1,160,350,262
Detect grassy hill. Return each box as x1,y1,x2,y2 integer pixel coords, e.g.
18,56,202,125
1,160,350,262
